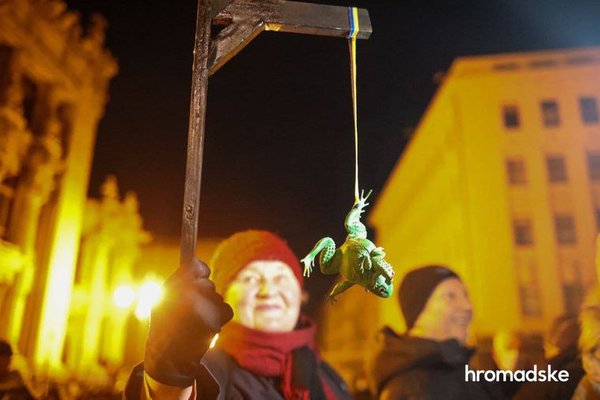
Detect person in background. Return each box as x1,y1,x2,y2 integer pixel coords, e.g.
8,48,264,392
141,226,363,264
545,314,582,371
492,330,531,372
491,330,534,398
572,288,600,400
513,313,583,400
366,265,505,400
124,229,351,399
0,340,35,400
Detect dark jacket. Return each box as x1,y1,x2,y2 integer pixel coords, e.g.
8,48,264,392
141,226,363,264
124,348,352,400
367,327,505,400
0,370,35,400
572,375,600,400
513,349,584,400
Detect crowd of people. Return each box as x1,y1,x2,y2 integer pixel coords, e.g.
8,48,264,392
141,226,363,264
0,340,122,400
4,229,600,399
122,229,600,400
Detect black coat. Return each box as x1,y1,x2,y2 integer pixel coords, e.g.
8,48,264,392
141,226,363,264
513,349,584,400
124,347,352,400
0,371,35,400
366,327,506,400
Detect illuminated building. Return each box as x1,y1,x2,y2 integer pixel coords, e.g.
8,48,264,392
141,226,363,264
0,0,236,387
0,0,117,378
319,46,600,389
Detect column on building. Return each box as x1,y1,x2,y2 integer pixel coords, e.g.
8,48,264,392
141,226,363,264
6,88,65,347
0,45,33,343
101,192,151,370
67,177,150,383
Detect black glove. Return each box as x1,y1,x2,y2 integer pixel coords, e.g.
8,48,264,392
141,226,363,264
144,259,233,387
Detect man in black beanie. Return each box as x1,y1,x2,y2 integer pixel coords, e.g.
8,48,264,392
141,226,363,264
366,265,506,400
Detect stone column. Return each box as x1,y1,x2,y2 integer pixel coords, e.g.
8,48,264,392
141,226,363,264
0,49,32,341
101,192,151,370
5,107,64,345
75,176,119,380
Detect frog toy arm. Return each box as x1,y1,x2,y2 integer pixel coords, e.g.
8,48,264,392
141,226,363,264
301,237,341,277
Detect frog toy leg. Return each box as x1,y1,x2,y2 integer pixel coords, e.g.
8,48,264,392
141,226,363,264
329,280,354,302
370,246,386,260
355,252,370,274
344,189,372,239
301,237,337,277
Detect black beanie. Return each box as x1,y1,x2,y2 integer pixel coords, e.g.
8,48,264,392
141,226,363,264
0,340,13,357
398,265,460,330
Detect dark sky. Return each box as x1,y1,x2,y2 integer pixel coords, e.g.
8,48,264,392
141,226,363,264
64,0,600,308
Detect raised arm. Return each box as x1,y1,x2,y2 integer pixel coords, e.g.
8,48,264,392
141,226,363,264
123,259,233,400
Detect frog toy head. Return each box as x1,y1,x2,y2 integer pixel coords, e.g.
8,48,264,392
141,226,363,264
368,273,393,298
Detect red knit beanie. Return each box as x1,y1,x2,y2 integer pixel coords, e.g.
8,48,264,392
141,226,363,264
210,230,303,295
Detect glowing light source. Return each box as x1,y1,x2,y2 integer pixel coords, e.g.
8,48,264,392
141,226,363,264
113,285,135,309
209,334,219,349
134,279,163,320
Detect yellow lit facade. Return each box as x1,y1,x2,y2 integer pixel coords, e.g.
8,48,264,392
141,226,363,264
320,46,600,389
0,0,117,380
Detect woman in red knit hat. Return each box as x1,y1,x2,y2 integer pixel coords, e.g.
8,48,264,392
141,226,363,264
125,230,352,400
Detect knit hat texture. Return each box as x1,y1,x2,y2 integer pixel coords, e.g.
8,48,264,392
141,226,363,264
0,340,13,357
210,230,303,295
398,265,460,330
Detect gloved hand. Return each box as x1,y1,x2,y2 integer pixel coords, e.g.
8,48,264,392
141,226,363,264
144,259,234,387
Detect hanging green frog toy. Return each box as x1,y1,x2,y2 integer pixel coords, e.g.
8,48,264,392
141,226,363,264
302,11,394,301
301,190,395,301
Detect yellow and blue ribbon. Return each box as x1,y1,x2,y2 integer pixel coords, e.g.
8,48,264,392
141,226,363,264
348,7,360,202
348,7,360,39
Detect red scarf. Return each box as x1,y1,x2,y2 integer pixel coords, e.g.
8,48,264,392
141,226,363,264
216,317,336,400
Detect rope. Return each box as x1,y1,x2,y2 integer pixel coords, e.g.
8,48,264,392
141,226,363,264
348,7,360,203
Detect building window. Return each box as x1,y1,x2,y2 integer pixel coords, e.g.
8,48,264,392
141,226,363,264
587,153,600,181
516,258,542,317
563,284,584,315
554,215,577,244
513,219,534,245
541,100,560,127
580,97,599,124
546,155,568,182
506,159,526,184
519,286,542,317
503,105,520,129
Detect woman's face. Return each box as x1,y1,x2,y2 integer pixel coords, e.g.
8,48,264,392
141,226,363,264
224,260,302,333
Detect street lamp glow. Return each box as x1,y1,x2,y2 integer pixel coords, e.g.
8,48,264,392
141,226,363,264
113,285,135,309
134,279,163,320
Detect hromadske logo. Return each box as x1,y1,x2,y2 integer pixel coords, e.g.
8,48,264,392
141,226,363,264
465,364,569,382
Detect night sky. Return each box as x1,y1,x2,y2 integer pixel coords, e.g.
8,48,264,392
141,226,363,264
64,0,600,308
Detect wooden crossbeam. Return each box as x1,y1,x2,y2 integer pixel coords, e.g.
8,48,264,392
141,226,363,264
209,1,371,74
180,0,371,267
